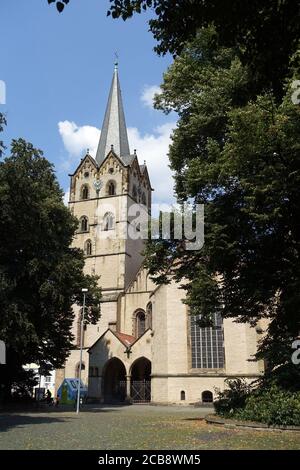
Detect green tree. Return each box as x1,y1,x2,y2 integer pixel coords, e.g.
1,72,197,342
47,1,300,97
0,113,6,157
0,139,101,396
107,0,300,99
144,29,300,383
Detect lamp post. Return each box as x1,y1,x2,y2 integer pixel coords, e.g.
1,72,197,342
76,288,88,414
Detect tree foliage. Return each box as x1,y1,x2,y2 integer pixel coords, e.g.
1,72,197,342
107,0,300,99
144,29,300,377
0,113,6,157
47,0,300,97
47,0,69,13
0,139,101,393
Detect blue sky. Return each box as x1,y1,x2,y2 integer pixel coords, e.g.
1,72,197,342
1,0,176,204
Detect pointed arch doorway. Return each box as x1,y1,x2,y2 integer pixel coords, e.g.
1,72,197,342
102,358,126,403
130,357,151,403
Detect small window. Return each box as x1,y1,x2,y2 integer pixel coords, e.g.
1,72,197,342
132,185,137,199
84,239,92,256
80,216,89,232
108,167,114,174
180,390,186,401
141,193,146,205
84,171,89,178
107,181,116,196
202,390,213,403
135,310,146,337
146,302,152,329
103,212,114,231
94,367,99,377
81,184,89,200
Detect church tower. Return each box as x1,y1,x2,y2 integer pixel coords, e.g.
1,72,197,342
69,62,151,295
58,64,152,385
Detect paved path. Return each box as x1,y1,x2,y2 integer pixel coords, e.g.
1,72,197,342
0,404,299,450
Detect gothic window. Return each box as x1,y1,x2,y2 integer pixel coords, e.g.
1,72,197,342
103,212,115,231
190,312,225,369
81,184,89,200
84,239,92,256
132,184,137,199
146,302,152,329
141,193,146,205
107,180,116,196
181,390,186,401
135,310,146,337
75,362,85,378
79,216,89,232
202,390,213,403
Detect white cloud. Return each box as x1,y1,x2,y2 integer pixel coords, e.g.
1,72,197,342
141,85,161,109
58,120,100,162
58,120,176,205
63,190,70,206
127,123,176,204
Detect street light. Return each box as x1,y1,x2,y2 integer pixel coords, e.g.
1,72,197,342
76,288,88,414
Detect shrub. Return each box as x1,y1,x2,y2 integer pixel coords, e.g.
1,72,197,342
214,380,300,426
214,378,252,417
234,385,300,426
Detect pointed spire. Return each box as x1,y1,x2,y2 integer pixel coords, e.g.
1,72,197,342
95,63,130,165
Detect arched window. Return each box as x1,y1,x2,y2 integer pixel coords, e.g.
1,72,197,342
181,390,186,401
75,362,85,378
132,184,137,199
81,184,89,200
141,193,146,205
135,310,146,337
79,216,89,232
103,212,115,231
107,181,116,196
84,239,92,256
146,302,152,329
202,390,213,403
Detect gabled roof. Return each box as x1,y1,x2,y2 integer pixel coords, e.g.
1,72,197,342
114,332,136,347
69,153,98,177
98,150,135,170
88,328,135,352
121,154,136,166
95,63,130,165
88,328,151,352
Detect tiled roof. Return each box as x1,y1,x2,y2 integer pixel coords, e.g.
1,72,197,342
114,332,136,347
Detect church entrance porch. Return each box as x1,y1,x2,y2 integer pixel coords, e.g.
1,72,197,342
102,358,126,403
130,357,151,403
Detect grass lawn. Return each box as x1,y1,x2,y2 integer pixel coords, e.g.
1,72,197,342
0,404,299,450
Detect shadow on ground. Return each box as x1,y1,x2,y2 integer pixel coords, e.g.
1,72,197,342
0,414,73,433
0,405,123,432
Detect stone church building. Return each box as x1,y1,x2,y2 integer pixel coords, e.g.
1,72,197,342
56,64,264,404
